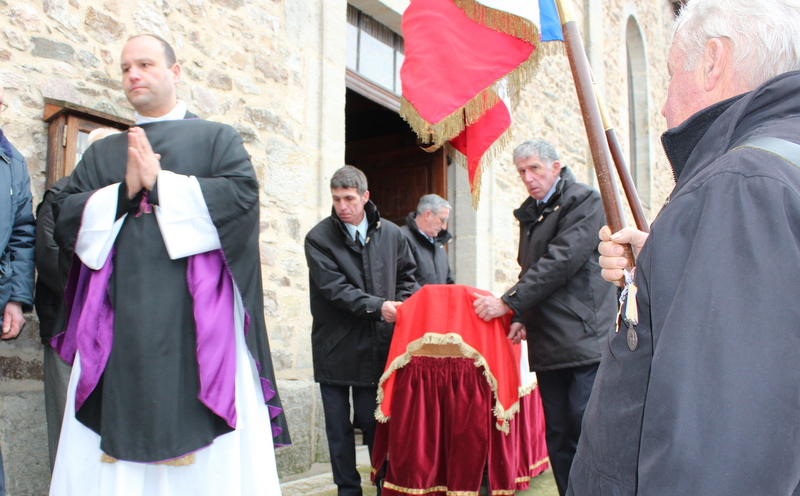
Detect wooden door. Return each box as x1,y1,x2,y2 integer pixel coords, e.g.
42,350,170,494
354,146,447,226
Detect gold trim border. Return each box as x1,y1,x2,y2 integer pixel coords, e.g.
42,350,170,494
375,333,537,434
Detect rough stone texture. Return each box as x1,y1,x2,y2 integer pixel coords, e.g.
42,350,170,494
210,0,243,10
274,379,324,475
43,0,70,26
255,53,289,84
208,69,233,90
0,356,44,381
132,3,170,40
31,36,74,61
191,83,218,114
0,389,49,496
9,3,42,32
76,49,99,68
84,6,125,44
4,27,30,51
244,106,293,140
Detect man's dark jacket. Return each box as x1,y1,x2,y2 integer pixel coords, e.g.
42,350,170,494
35,176,70,343
305,200,418,386
0,131,34,312
569,71,800,496
501,167,616,372
400,212,454,286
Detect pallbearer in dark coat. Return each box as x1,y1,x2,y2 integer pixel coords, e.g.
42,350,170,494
473,140,617,496
400,194,454,286
305,165,418,496
48,34,289,496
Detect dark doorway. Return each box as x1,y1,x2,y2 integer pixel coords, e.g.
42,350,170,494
345,87,447,226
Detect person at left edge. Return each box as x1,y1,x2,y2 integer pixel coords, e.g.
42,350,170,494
49,34,290,495
305,165,418,496
0,78,36,496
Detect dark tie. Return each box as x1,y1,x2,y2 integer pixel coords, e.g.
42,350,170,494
355,231,363,247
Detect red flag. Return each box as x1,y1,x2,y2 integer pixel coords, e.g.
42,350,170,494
449,99,512,200
400,0,562,205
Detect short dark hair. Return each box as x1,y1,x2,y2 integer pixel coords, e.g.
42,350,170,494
330,166,368,196
128,34,177,66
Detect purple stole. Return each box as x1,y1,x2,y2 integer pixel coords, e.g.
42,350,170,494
52,248,281,435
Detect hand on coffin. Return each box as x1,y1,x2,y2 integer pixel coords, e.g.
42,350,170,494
381,300,401,323
473,293,510,322
507,322,526,344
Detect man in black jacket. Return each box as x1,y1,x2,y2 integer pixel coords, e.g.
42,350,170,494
305,165,417,496
473,139,616,496
570,1,800,494
401,194,454,286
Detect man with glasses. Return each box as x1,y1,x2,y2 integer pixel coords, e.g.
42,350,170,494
472,139,616,496
0,79,36,496
400,194,454,286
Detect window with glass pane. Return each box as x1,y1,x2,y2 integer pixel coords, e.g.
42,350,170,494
346,5,404,94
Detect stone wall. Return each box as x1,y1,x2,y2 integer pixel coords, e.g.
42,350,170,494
0,0,677,492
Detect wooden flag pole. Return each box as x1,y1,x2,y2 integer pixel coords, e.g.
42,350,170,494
555,0,636,268
592,79,650,233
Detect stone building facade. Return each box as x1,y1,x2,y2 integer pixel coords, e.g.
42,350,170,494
0,0,677,492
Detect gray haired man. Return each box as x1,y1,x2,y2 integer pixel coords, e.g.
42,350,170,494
473,139,617,496
400,194,454,286
570,0,800,494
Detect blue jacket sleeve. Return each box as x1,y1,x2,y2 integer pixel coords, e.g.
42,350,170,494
7,155,35,310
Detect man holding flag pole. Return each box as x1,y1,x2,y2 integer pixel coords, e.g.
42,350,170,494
570,0,800,494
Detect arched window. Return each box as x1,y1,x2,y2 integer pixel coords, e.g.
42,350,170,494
626,16,651,210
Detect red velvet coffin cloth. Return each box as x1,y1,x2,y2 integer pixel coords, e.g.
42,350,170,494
372,284,549,495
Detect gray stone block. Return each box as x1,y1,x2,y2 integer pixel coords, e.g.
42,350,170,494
0,390,49,496
274,379,317,477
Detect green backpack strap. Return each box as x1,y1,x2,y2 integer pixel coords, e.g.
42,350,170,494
729,136,800,168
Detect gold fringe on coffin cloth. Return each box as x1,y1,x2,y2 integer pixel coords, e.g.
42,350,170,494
383,480,524,495
514,457,552,484
375,332,534,434
399,0,565,149
101,452,197,467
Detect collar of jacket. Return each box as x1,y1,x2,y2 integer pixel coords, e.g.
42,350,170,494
661,94,742,182
0,129,13,163
514,166,575,223
404,211,452,246
662,70,800,186
330,199,382,240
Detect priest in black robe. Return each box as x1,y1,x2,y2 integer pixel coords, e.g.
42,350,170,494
48,34,289,495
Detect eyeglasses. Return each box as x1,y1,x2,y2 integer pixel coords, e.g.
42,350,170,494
436,215,449,225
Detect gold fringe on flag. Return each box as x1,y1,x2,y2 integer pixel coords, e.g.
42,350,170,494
399,0,554,148
446,126,513,209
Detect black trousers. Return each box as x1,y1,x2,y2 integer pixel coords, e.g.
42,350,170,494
320,384,378,496
537,363,599,496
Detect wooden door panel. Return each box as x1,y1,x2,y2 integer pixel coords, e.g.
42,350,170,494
356,147,446,226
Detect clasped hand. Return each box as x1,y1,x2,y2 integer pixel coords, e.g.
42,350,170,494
126,127,161,199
